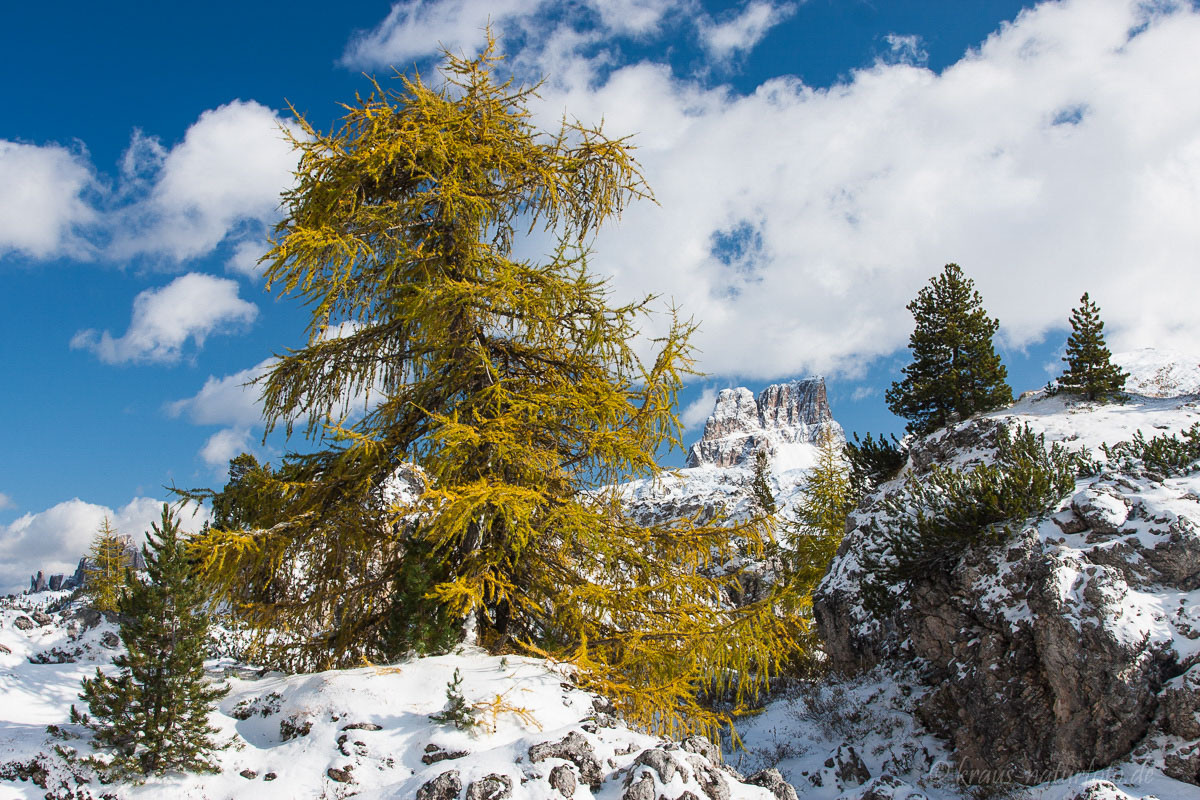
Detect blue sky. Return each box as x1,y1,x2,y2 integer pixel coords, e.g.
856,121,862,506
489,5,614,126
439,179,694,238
3,0,1199,589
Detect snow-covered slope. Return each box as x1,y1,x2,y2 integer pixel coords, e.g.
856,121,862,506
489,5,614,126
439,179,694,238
814,352,1200,797
1,595,783,799
1117,349,1200,398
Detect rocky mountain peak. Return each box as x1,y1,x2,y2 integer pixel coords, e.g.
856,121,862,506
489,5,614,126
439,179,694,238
686,378,838,468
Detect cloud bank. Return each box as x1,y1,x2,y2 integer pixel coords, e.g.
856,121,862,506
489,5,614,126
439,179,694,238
345,0,1200,380
0,100,296,272
0,140,97,260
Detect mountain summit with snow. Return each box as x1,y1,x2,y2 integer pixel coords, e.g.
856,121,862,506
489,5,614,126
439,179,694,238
686,378,838,470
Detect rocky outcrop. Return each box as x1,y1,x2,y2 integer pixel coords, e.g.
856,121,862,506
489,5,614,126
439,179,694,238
815,395,1200,786
686,379,838,468
27,536,147,595
620,377,844,533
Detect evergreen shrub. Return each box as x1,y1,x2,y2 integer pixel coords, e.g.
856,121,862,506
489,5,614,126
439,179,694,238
862,425,1083,614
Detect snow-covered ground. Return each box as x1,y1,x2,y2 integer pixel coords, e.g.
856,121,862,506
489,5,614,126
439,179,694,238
1,593,780,799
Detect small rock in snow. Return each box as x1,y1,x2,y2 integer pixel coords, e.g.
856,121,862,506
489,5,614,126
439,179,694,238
1072,487,1130,534
746,768,799,800
417,769,462,800
326,765,353,783
528,731,603,789
465,773,513,799
548,763,577,797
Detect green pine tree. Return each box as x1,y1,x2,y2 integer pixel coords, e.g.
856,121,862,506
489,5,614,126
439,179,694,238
789,427,852,552
1057,292,1127,401
845,432,906,500
85,517,127,614
749,450,777,517
886,263,1012,436
76,504,227,782
776,427,851,669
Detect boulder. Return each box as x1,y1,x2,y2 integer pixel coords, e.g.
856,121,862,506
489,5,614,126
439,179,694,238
528,731,603,789
746,768,799,800
548,764,577,797
417,770,461,800
465,773,512,800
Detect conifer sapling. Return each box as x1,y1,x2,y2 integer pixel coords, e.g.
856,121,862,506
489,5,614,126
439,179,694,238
76,504,227,781
85,517,127,614
750,450,777,517
1057,292,1128,402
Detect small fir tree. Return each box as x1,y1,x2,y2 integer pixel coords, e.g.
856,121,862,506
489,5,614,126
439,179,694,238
749,450,777,517
76,504,226,781
777,428,851,666
1057,292,1127,401
886,264,1012,436
85,517,127,614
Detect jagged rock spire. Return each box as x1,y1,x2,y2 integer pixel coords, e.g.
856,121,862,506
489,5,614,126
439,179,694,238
686,378,838,468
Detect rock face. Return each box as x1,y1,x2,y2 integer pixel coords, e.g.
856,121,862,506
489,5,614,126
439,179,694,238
686,379,837,468
815,392,1200,785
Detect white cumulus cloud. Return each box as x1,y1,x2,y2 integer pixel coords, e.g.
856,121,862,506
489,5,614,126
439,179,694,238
72,273,258,364
698,0,795,61
0,140,97,260
167,358,273,427
680,387,719,430
199,427,254,469
110,101,298,262
0,497,209,593
342,0,535,68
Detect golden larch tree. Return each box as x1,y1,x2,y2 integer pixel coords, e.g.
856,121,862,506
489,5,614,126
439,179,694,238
190,39,804,738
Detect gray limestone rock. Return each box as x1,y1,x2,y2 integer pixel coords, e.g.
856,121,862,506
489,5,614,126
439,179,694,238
1072,487,1130,534
465,773,512,800
417,769,462,800
528,731,603,789
621,774,655,800
548,764,577,797
746,768,799,800
628,748,687,785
